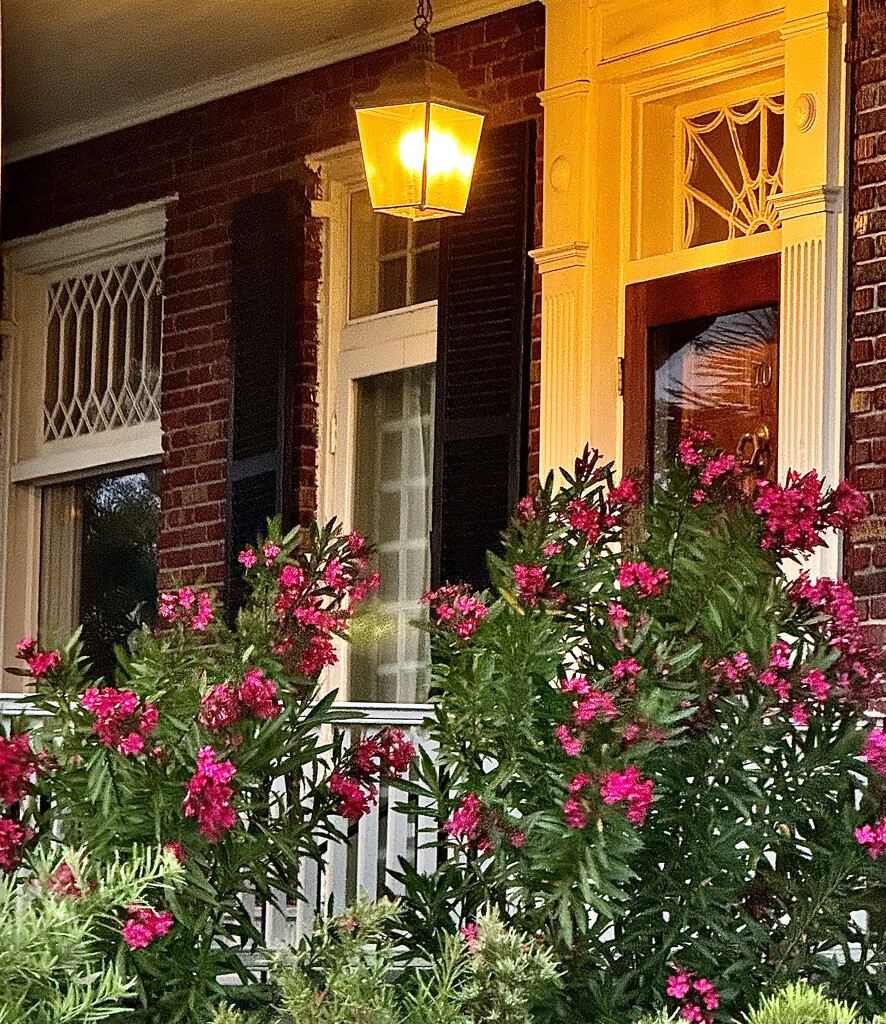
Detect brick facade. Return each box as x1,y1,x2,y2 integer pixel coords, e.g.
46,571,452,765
846,5,886,638
1,3,545,591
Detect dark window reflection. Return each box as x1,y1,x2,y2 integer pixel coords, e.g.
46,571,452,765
79,469,160,678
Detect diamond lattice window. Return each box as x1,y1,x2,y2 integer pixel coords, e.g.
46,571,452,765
681,95,784,249
44,256,163,442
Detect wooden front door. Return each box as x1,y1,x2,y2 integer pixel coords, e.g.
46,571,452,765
623,254,780,482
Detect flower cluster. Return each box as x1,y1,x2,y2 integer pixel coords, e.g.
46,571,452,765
46,861,84,898
555,675,619,757
599,766,654,826
157,587,214,631
0,733,38,805
422,584,489,639
856,817,886,859
618,561,669,599
444,792,524,853
667,970,720,1023
81,687,159,756
565,498,602,544
0,817,34,872
16,638,61,678
513,564,549,607
754,471,866,558
329,728,416,822
198,668,282,732
183,747,237,841
122,904,175,950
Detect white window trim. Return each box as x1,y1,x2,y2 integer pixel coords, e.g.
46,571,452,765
307,145,437,703
0,197,175,688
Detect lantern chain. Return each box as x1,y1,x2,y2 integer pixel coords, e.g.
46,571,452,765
414,0,433,33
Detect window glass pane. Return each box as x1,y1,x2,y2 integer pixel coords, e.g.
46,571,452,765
350,364,435,703
413,247,440,306
348,189,439,319
652,305,779,483
379,256,409,313
40,468,160,678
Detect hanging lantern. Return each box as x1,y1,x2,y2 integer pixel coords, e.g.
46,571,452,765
353,0,486,220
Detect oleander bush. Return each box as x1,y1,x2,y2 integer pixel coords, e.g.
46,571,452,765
403,436,886,1021
0,518,414,1022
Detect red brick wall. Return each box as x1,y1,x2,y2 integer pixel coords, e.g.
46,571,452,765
2,3,545,590
846,23,886,637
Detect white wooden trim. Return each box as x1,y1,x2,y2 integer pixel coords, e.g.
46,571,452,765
10,424,163,485
4,197,175,278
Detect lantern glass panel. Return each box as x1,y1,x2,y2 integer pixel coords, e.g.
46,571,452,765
356,103,428,214
422,103,484,216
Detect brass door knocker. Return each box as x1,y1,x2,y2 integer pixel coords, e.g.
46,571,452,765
736,424,772,476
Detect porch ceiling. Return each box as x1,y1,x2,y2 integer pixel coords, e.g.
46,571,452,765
2,0,528,163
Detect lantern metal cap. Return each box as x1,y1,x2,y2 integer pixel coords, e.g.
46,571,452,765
352,30,487,116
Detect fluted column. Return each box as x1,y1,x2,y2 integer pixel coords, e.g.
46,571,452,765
775,0,846,578
533,1,602,477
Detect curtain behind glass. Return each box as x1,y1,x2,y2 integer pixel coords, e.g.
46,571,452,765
39,483,82,644
351,364,434,703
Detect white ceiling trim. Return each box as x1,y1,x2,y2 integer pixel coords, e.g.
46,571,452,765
5,0,530,165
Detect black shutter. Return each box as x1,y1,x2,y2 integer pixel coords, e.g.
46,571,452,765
226,183,307,613
431,120,536,590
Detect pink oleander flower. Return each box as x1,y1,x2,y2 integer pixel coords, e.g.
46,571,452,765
352,728,415,779
667,973,692,999
862,729,886,774
563,797,587,830
164,841,187,864
677,429,712,467
692,488,707,506
16,638,62,679
122,904,175,950
856,817,886,858
298,635,338,676
510,830,526,848
573,689,619,724
828,479,868,531
561,675,591,696
324,559,348,593
423,585,488,638
754,470,828,556
81,687,159,756
769,640,793,670
609,477,641,507
569,773,592,793
46,862,83,899
513,564,548,606
199,683,243,731
608,602,629,630
516,496,537,523
238,669,282,721
461,922,480,946
712,652,754,687
238,548,257,569
183,747,237,841
0,817,34,872
0,733,38,806
543,542,564,557
803,668,830,702
445,793,483,839
263,543,282,565
790,574,863,655
700,452,737,487
600,765,654,825
158,588,214,631
612,658,641,682
279,564,306,591
347,531,367,553
555,724,583,756
329,772,375,821
618,561,669,598
667,970,719,1023
566,498,601,544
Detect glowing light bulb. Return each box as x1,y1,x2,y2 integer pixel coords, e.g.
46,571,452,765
399,127,474,178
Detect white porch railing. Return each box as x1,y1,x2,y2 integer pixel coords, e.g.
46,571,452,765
0,695,437,947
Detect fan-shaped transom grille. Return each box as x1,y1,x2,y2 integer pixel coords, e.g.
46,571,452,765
682,95,785,249
44,256,163,442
